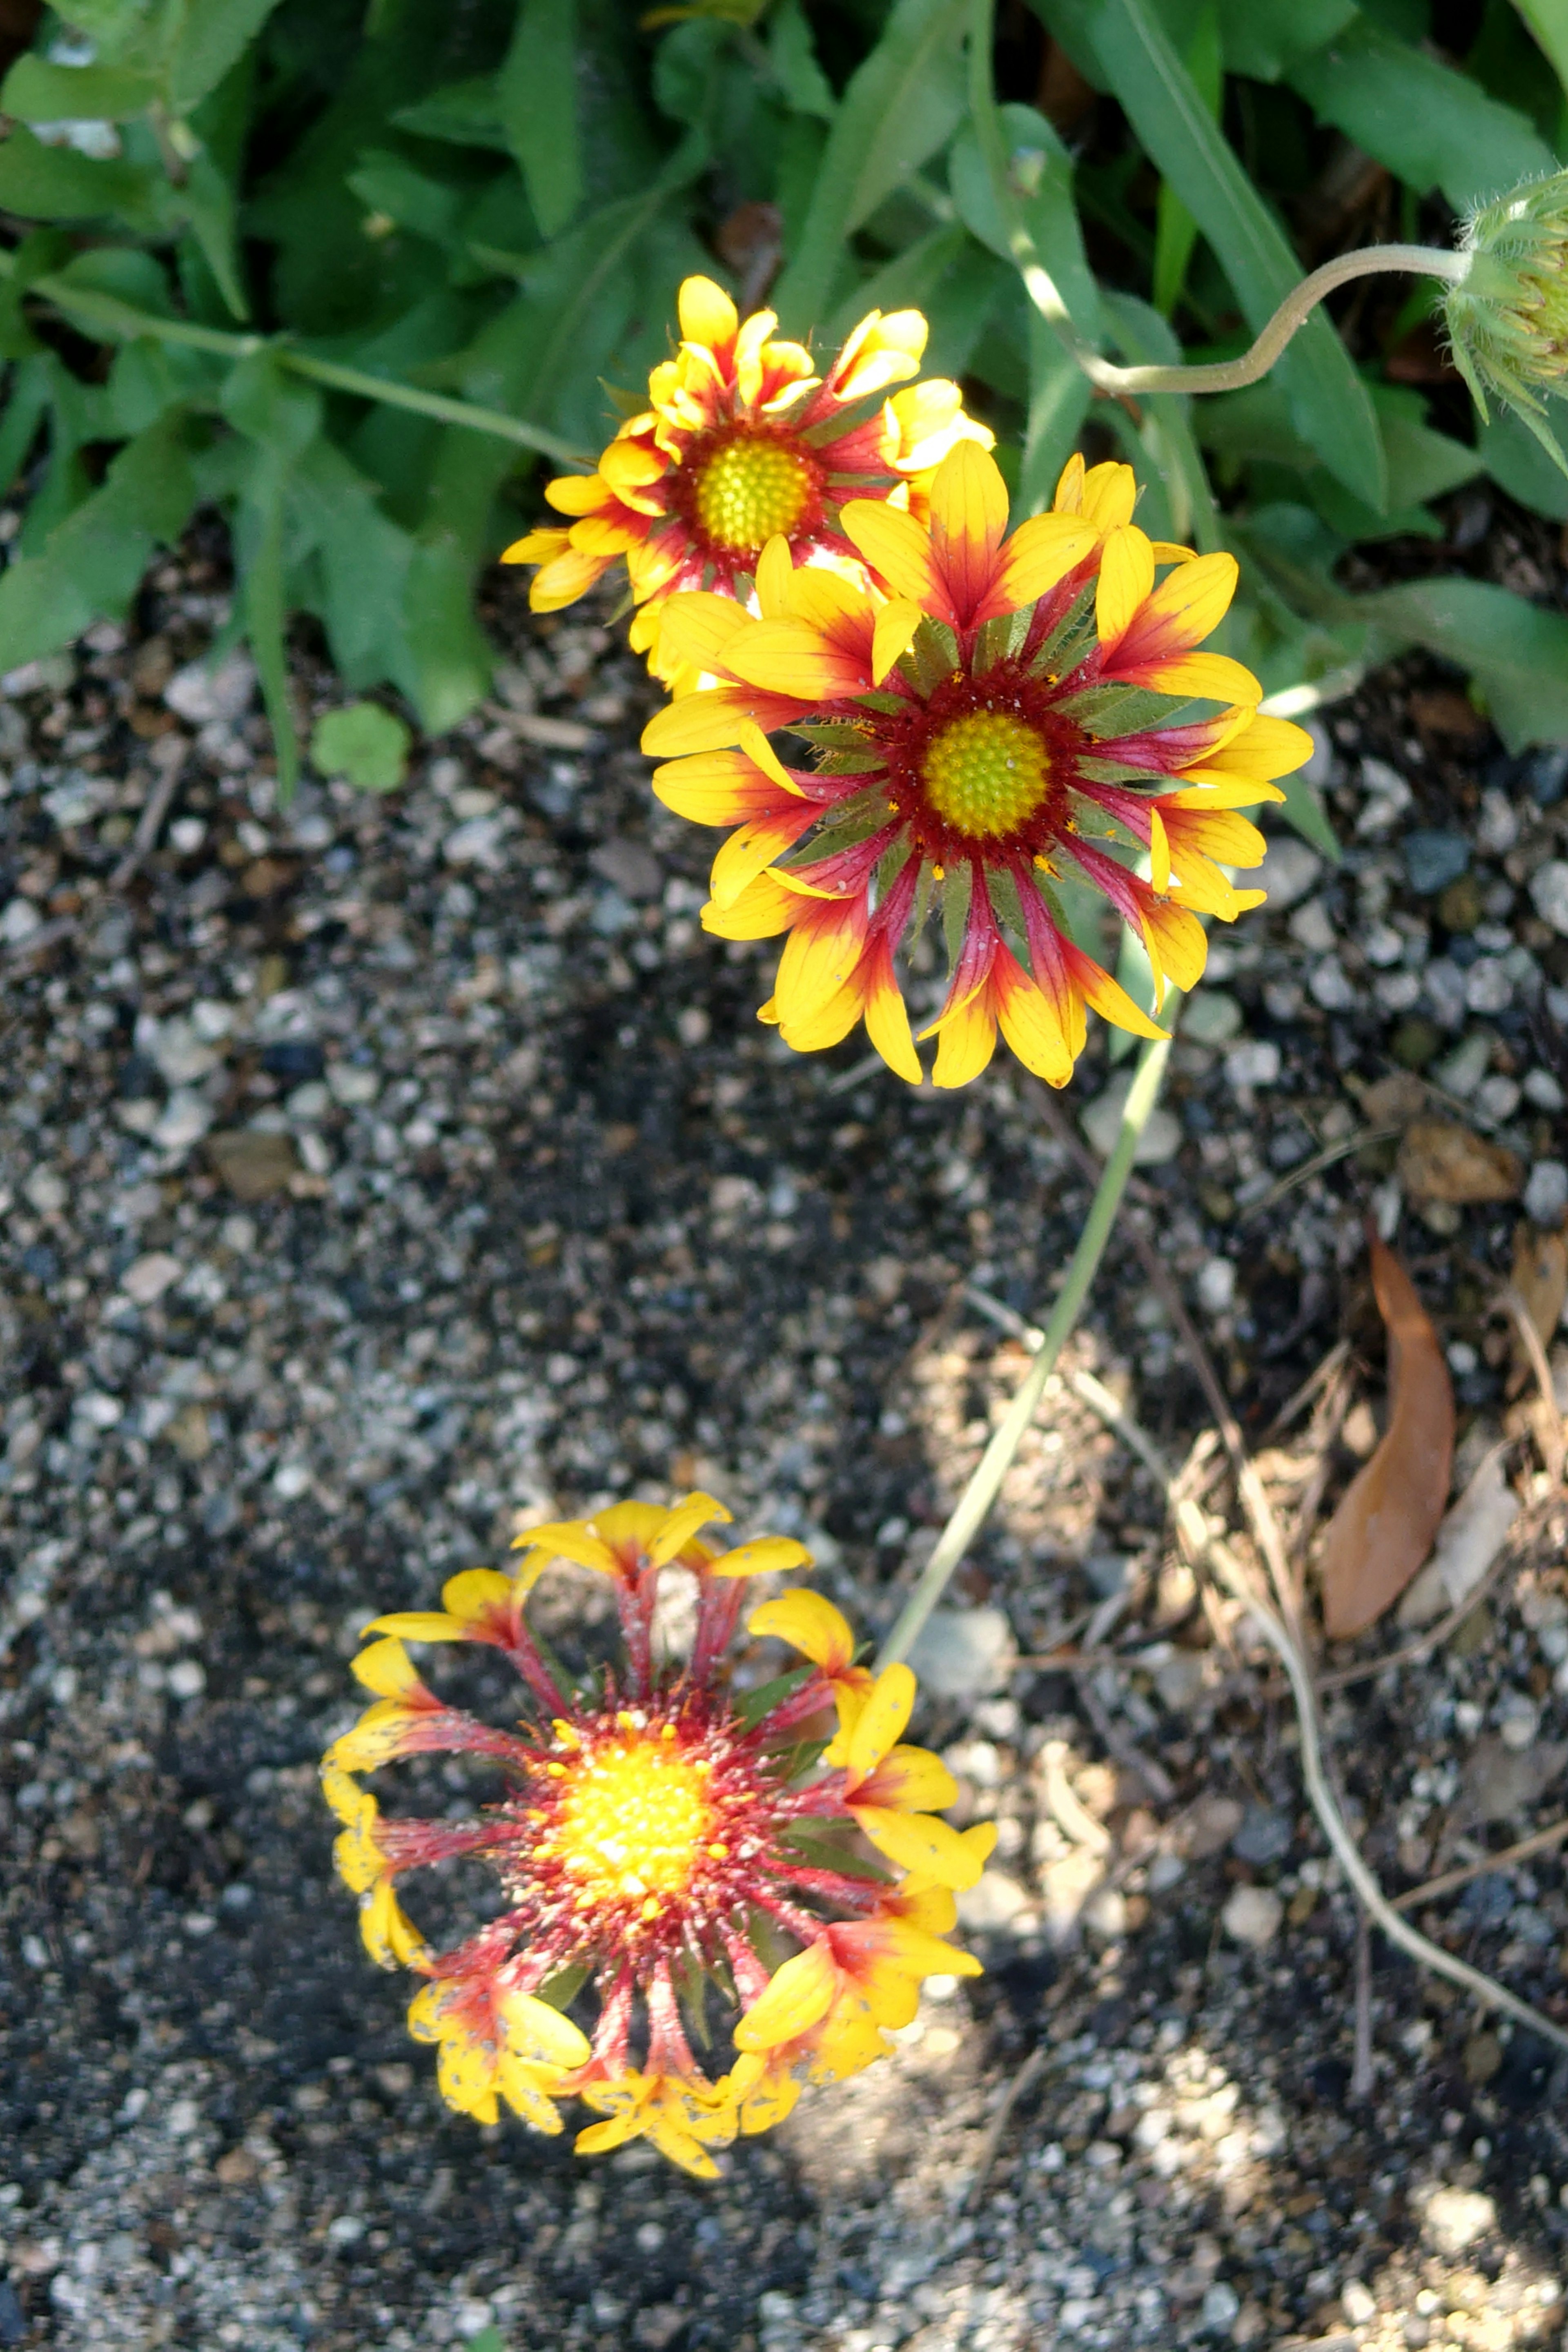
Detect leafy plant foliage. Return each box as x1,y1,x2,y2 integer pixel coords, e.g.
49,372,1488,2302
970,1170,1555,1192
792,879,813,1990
0,0,1565,788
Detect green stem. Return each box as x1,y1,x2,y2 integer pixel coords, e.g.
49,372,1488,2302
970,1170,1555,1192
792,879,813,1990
876,1025,1174,1670
966,0,1469,400
0,254,590,469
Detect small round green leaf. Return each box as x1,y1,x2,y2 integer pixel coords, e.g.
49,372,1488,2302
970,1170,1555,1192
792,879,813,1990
310,701,411,793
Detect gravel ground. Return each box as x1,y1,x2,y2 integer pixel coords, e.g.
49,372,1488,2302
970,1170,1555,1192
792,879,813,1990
4,519,1568,2352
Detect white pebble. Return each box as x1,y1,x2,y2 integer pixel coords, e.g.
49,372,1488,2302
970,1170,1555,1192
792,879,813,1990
165,1659,207,1699
1529,861,1568,937
1525,1161,1568,1225
121,1251,183,1305
1308,956,1356,1011
23,1167,67,1215
1221,1884,1282,1950
1196,1258,1236,1314
1524,1069,1566,1112
1223,1039,1281,1089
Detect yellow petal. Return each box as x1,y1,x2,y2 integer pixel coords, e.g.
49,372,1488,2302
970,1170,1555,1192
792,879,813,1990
528,545,612,612
1149,806,1171,895
853,1807,988,1888
871,597,923,684
1079,459,1137,531
436,2031,499,2125
495,2056,566,2132
1095,524,1156,647
1138,549,1238,648
927,439,1009,584
748,1587,855,1669
846,1662,915,1780
501,526,570,564
864,1742,960,1812
993,513,1097,610
1202,710,1313,780
656,590,751,677
320,1764,371,1826
648,1490,733,1567
498,1989,592,2070
678,274,738,350
734,1940,839,2050
708,1535,814,1579
439,1568,515,1627
1132,652,1261,703
755,534,795,619
350,1636,426,1695
840,499,940,607
738,2066,802,2134
724,619,867,699
508,1519,622,1576
544,472,612,516
575,2113,636,2157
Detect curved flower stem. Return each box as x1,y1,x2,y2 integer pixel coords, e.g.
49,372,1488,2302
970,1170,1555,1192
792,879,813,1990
0,252,590,470
877,1025,1174,1670
966,0,1468,403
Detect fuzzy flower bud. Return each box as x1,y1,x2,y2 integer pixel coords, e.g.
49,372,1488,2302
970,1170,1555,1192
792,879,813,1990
1444,169,1568,479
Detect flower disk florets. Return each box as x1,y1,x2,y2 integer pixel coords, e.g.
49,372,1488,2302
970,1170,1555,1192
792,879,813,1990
320,1495,990,2177
500,274,993,684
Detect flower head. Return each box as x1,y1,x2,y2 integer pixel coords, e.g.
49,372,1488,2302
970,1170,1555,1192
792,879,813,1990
501,276,992,683
321,1495,984,2176
1445,170,1568,479
643,443,1313,1089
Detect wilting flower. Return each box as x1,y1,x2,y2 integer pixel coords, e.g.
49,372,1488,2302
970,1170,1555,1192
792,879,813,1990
501,275,991,683
321,1496,989,2176
1445,169,1568,479
642,443,1312,1089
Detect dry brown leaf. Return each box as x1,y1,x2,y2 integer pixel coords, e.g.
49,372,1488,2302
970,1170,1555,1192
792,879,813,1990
1321,1236,1456,1639
1397,1120,1523,1204
1512,1220,1568,1352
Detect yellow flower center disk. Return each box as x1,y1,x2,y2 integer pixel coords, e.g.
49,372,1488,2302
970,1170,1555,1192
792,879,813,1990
552,1735,718,1906
920,710,1051,839
693,434,812,554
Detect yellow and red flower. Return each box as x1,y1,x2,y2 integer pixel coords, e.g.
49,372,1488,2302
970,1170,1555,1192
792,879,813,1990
644,443,1314,1090
501,274,991,683
320,1494,983,2177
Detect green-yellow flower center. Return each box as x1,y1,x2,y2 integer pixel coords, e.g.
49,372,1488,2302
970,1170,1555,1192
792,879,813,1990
693,433,812,553
549,1733,718,1907
921,710,1051,838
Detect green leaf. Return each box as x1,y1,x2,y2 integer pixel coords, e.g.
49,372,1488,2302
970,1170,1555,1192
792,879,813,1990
0,54,158,120
311,701,411,792
499,0,585,239
0,357,51,497
1101,288,1221,551
774,0,971,331
1152,0,1219,318
949,103,1101,338
392,78,510,152
221,352,324,797
768,0,836,119
1214,0,1355,80
0,408,196,672
345,151,466,245
0,123,159,226
464,2332,506,2352
1052,0,1387,511
1289,19,1557,212
165,0,287,117
1481,404,1568,521
1020,314,1095,513
1508,0,1568,100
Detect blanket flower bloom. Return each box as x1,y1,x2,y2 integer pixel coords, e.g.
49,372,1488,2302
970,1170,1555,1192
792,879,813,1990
320,1495,989,2176
500,274,992,683
641,442,1314,1089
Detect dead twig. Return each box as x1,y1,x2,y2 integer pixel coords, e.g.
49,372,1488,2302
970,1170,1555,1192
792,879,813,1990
1494,1282,1566,1486
110,740,187,890
964,2044,1050,2212
1393,1814,1568,1913
1258,1337,1353,1446
1240,1127,1405,1225
1351,1909,1374,2103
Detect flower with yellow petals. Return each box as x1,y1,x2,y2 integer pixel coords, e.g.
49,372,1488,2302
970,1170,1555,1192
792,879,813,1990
643,442,1313,1090
500,275,992,683
320,1494,982,2176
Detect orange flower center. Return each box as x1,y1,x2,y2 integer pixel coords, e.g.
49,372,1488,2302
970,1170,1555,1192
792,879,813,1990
545,1731,719,1911
921,710,1051,839
693,432,813,553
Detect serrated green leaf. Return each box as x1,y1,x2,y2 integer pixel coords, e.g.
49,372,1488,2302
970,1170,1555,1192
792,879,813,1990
1289,18,1556,211
1048,0,1386,511
0,408,196,672
498,0,584,239
774,0,971,331
0,54,158,120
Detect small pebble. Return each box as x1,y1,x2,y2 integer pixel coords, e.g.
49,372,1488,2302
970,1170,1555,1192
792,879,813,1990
1529,860,1568,937
1221,1885,1282,1950
1525,1160,1568,1225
